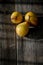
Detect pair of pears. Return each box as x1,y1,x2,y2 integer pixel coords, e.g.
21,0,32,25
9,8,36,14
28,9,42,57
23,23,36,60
11,11,38,37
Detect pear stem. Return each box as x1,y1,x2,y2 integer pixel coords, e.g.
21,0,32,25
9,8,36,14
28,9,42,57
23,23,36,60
11,16,18,20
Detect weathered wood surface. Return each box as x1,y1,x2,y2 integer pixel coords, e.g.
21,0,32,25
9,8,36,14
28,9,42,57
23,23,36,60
0,1,43,65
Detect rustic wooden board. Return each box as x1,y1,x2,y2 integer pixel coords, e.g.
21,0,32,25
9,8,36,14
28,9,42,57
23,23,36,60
0,2,43,65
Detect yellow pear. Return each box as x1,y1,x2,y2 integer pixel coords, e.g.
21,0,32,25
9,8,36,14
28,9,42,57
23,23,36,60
25,11,38,26
11,11,23,24
16,22,29,37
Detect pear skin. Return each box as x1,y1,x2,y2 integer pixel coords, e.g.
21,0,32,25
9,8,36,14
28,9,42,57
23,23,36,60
25,11,38,26
16,22,29,37
11,11,23,24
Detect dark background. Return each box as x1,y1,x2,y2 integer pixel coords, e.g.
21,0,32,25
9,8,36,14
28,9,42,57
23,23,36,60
0,0,43,65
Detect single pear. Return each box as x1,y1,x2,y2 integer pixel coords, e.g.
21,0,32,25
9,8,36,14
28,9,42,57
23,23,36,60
25,11,38,26
11,11,23,24
16,22,29,37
